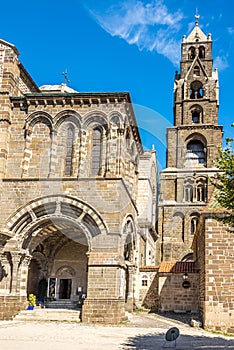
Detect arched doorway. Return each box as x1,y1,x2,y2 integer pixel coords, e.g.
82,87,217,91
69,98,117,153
26,224,89,303
1,195,107,306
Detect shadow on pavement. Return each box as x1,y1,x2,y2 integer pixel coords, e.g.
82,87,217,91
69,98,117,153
149,311,201,326
121,332,234,349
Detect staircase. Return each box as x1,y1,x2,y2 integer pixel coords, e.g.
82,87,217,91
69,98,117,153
45,299,79,310
14,303,81,322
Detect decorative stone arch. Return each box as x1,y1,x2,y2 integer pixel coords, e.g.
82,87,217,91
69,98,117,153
83,111,108,130
56,265,76,277
181,252,194,262
109,111,124,127
54,110,82,131
25,111,53,132
2,195,108,253
180,250,194,262
185,132,207,147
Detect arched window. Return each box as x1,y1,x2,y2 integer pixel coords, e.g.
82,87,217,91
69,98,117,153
191,215,199,234
196,178,207,202
123,220,135,262
64,125,74,176
190,81,203,99
191,105,203,124
193,66,200,76
185,185,193,202
186,140,205,165
142,274,149,287
199,46,205,59
91,127,102,176
110,115,120,127
188,46,196,59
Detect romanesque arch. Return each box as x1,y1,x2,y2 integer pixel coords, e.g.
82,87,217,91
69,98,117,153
54,110,82,131
1,195,108,300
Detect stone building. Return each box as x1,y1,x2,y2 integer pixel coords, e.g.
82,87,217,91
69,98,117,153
156,17,234,333
0,38,157,322
157,17,223,264
192,195,234,333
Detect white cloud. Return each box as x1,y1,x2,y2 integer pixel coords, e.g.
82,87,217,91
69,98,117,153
213,55,229,71
87,0,184,65
227,27,234,35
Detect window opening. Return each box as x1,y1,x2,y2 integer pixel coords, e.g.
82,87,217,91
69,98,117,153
192,110,200,123
188,46,196,59
185,185,193,202
193,66,200,76
186,140,205,165
142,274,148,287
199,46,205,59
191,216,199,234
91,128,102,176
64,126,74,176
190,81,203,99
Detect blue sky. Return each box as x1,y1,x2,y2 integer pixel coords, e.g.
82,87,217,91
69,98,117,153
0,0,233,170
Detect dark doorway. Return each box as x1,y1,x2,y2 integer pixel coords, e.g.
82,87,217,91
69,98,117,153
59,279,72,299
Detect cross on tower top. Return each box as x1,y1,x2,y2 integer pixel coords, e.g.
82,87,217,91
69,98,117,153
62,69,70,84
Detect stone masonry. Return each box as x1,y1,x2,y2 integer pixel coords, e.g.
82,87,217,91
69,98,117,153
157,18,223,263
0,38,157,322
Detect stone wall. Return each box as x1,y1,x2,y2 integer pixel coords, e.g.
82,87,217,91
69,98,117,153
158,272,199,313
194,214,234,334
82,299,126,324
0,296,27,320
139,268,159,309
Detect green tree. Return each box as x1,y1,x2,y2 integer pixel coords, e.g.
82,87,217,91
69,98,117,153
212,126,234,227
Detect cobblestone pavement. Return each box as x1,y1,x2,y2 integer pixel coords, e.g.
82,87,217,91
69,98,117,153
0,312,233,350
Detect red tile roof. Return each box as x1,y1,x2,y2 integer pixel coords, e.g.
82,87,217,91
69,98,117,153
158,261,197,273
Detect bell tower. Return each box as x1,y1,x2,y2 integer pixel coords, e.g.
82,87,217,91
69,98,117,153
157,17,223,263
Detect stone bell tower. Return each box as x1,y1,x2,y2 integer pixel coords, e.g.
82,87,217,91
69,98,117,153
157,16,223,263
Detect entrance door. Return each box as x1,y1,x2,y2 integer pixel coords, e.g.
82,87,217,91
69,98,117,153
59,279,72,299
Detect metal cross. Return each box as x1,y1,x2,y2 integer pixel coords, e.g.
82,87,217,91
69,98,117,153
62,69,70,84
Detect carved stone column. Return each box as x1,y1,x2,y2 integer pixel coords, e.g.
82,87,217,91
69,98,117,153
0,254,12,295
17,254,32,296
10,252,22,295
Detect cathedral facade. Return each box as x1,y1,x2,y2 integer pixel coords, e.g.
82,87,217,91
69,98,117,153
0,38,157,322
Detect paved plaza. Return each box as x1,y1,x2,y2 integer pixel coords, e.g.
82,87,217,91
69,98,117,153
0,312,234,350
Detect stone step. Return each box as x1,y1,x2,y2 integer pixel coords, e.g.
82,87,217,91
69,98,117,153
45,299,79,310
14,308,81,322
